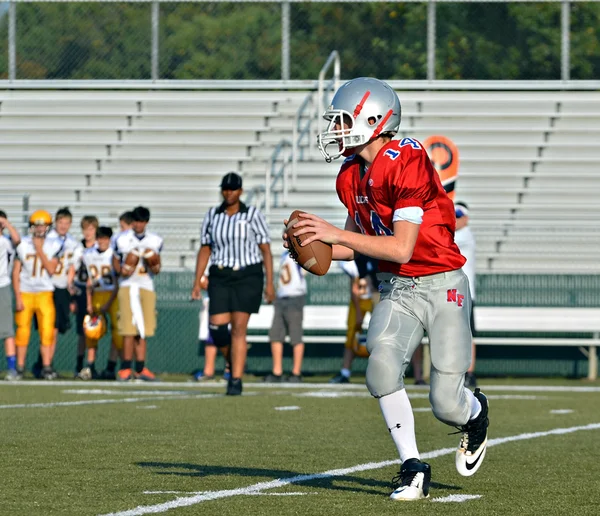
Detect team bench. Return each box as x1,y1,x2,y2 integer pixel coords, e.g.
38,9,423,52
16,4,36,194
247,306,600,380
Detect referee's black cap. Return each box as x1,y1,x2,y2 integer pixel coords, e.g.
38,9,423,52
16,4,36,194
220,172,243,190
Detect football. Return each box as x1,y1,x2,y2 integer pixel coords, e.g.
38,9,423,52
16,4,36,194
143,249,161,272
286,210,332,276
122,249,140,274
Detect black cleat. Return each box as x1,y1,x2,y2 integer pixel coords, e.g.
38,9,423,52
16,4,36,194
455,388,489,476
390,458,431,500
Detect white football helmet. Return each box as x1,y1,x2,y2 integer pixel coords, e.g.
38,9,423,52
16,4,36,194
317,77,402,162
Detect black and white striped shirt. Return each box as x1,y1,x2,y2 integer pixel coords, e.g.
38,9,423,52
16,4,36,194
201,202,270,269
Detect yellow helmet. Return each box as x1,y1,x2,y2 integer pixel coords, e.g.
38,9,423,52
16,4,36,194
83,314,107,341
28,210,53,237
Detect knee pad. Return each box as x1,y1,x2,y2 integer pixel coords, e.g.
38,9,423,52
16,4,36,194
429,370,470,426
365,344,406,398
209,323,231,348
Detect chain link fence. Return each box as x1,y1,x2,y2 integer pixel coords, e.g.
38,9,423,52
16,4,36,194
10,272,600,377
0,0,599,81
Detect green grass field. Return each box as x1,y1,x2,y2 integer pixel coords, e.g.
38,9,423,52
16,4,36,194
1,377,600,515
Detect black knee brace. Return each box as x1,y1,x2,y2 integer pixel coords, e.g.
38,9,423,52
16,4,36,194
209,323,231,348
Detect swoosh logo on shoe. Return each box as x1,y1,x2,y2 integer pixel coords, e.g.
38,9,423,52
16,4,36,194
465,449,485,471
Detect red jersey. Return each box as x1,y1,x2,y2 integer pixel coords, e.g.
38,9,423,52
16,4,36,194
336,138,466,277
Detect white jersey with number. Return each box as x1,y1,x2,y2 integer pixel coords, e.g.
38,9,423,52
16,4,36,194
455,226,476,300
16,236,64,293
83,246,117,292
71,240,95,288
113,229,163,292
338,260,372,300
46,229,79,289
276,251,307,298
0,235,16,288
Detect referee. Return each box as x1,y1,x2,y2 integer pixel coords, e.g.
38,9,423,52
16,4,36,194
192,172,275,395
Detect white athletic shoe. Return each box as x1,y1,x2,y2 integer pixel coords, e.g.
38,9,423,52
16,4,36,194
390,458,431,500
455,388,489,477
76,367,92,381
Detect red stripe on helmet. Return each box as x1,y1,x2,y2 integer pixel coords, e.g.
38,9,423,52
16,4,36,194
371,109,393,139
353,91,371,119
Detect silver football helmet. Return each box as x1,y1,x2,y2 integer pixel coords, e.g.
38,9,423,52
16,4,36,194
317,77,401,162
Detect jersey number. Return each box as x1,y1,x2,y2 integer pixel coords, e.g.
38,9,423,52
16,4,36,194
355,211,393,236
55,252,73,276
89,265,114,286
25,253,42,277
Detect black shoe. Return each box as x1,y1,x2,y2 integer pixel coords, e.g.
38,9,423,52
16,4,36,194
390,458,431,500
226,377,243,396
415,379,428,386
32,362,43,379
465,372,477,388
286,374,302,383
263,373,283,383
41,367,57,381
329,373,350,384
455,388,489,476
99,369,117,380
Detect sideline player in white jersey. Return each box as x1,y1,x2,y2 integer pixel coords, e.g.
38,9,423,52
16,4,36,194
0,211,21,380
112,206,163,382
13,210,64,380
454,201,477,388
264,249,307,382
77,226,122,380
70,215,99,376
31,207,79,377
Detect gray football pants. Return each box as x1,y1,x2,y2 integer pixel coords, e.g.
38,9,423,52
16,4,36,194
365,269,473,427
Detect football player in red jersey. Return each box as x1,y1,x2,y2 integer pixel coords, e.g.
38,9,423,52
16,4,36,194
290,78,490,500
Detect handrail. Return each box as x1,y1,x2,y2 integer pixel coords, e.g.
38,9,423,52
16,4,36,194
264,139,293,219
261,51,341,217
292,50,341,188
316,50,341,137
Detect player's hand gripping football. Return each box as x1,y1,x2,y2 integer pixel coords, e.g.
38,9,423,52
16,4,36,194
287,212,343,246
282,218,299,262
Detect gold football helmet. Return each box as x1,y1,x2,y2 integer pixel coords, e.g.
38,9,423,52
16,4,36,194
28,210,53,237
353,330,370,358
83,314,107,341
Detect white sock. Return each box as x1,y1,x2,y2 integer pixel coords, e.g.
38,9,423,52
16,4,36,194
378,389,419,463
341,368,351,378
464,387,482,420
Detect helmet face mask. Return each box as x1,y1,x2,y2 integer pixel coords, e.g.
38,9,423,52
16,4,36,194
317,77,402,162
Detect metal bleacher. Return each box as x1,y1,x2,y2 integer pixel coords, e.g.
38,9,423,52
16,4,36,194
1,89,599,273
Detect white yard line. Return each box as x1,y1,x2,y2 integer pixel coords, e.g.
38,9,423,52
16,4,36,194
0,393,219,410
3,380,600,392
100,422,600,516
432,494,483,503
